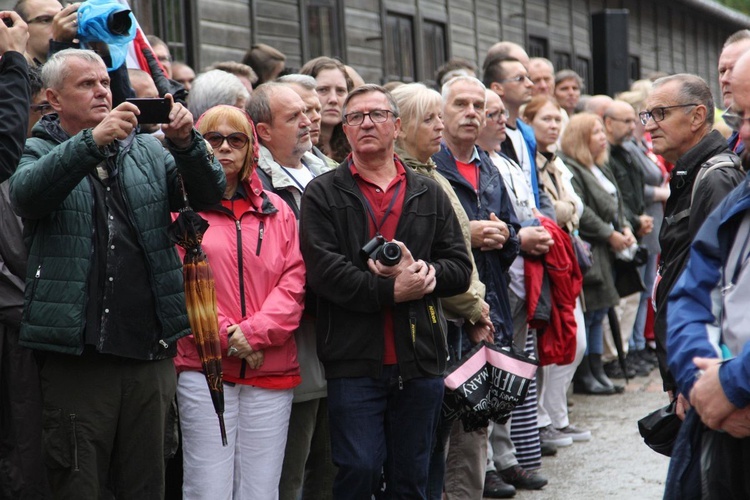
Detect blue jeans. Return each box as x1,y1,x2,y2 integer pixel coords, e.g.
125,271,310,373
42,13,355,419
631,253,658,351
584,307,608,355
327,365,444,499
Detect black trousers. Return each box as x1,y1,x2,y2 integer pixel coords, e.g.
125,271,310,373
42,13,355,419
40,349,175,500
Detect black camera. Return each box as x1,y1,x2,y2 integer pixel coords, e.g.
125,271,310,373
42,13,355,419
360,235,402,267
2,17,12,28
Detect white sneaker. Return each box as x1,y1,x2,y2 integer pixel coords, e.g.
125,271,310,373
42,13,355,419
556,424,592,442
538,425,573,447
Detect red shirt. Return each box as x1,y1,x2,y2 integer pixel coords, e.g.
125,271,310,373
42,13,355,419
456,159,480,190
350,157,407,365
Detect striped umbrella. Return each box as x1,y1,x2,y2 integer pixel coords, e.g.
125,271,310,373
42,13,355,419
169,187,227,447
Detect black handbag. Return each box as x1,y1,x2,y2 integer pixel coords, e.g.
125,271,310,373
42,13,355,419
614,246,648,297
638,398,681,456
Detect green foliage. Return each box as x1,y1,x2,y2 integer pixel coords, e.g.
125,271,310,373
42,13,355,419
717,0,750,15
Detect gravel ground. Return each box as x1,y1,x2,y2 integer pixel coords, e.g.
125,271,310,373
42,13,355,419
503,369,671,500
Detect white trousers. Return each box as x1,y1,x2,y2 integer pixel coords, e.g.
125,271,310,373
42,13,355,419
537,297,587,429
177,371,293,500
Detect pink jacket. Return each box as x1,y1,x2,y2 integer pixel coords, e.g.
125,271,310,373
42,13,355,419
174,173,306,385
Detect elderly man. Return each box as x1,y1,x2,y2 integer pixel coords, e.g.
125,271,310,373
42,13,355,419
9,49,225,498
601,100,654,379
433,76,543,497
645,74,744,399
277,74,335,165
718,30,750,154
300,84,471,498
247,80,335,500
248,82,323,215
528,57,555,97
666,51,750,495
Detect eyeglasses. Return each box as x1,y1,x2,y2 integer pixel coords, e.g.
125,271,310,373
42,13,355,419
27,15,54,25
30,102,52,114
499,74,532,84
722,112,750,131
342,109,394,126
204,132,250,150
486,109,510,122
639,104,699,125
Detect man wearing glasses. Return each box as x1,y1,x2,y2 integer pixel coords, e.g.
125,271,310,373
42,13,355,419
300,84,472,498
666,51,750,494
13,0,78,65
645,74,744,403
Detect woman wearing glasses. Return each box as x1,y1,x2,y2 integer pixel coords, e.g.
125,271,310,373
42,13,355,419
559,113,634,396
175,105,306,499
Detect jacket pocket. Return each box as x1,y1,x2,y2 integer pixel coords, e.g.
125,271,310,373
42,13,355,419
42,407,76,470
410,297,450,377
23,263,43,323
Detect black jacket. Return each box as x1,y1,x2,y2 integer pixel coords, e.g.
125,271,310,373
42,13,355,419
0,51,29,183
610,143,646,235
654,129,744,391
299,159,472,381
433,145,521,346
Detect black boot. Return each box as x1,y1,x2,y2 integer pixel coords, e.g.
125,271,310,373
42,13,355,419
589,353,624,393
573,355,615,395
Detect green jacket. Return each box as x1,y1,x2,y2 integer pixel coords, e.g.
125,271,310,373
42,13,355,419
562,155,629,312
9,116,226,359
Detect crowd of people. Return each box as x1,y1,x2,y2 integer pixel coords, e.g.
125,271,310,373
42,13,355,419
2,0,750,499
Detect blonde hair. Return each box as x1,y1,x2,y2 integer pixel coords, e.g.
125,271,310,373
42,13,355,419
196,105,256,182
560,112,608,167
390,83,443,152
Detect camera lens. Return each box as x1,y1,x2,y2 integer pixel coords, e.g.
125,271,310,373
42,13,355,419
377,242,402,266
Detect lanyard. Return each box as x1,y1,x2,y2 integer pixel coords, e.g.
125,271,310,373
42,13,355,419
280,164,313,191
362,180,402,235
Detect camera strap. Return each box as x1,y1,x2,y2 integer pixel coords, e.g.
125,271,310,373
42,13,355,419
363,181,402,236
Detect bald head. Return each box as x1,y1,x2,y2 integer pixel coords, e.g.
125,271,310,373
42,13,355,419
128,69,158,98
603,100,636,145
485,41,529,68
584,95,614,117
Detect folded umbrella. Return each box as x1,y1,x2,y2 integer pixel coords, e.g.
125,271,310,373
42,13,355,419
169,188,227,446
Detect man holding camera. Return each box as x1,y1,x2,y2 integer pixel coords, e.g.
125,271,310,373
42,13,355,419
9,48,225,499
299,84,472,498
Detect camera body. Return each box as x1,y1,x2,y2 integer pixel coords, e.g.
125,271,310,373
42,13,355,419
360,235,402,267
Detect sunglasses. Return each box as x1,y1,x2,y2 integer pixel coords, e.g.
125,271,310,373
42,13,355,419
204,132,250,150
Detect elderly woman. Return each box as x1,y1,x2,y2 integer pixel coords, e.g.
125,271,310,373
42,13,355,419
187,70,251,121
523,96,592,442
559,113,635,396
174,105,305,499
391,82,495,500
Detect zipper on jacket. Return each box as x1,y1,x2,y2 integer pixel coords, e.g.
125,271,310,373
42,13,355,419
398,375,404,390
70,414,80,471
256,221,265,256
25,264,42,321
235,219,248,379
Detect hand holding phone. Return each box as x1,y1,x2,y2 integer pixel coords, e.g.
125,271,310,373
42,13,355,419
125,97,172,124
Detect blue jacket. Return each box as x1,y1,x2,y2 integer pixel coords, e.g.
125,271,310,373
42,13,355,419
668,175,750,405
517,119,541,208
433,144,520,346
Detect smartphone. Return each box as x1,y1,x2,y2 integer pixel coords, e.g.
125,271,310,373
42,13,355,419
126,97,172,124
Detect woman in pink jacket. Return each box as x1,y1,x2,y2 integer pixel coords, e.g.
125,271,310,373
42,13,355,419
174,105,306,499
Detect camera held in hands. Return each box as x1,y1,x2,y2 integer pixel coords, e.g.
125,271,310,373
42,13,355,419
361,235,402,267
2,17,12,28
